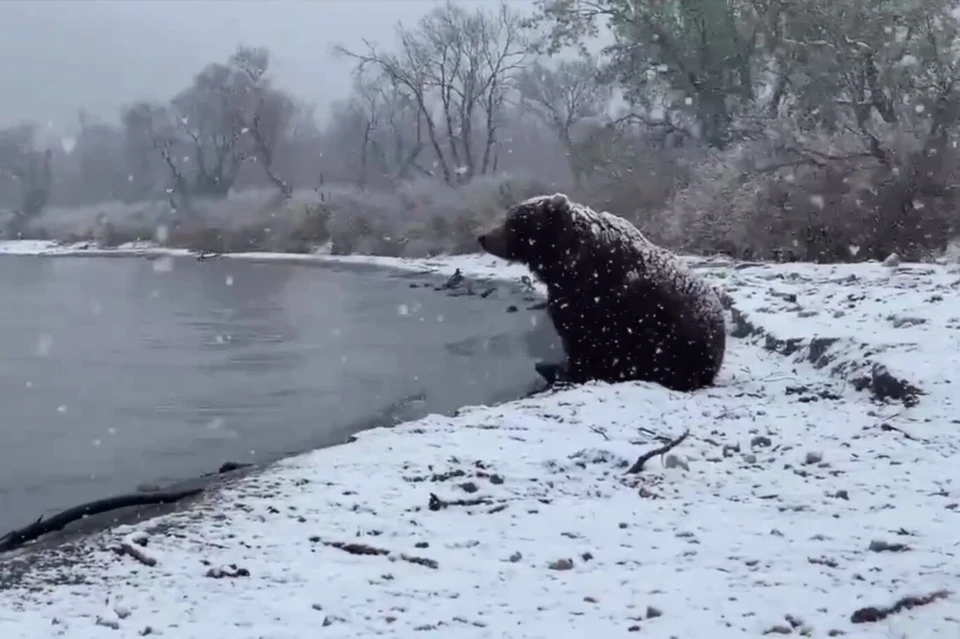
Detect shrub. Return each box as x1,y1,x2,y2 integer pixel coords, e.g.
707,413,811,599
22,172,565,258
98,222,156,248
652,127,960,263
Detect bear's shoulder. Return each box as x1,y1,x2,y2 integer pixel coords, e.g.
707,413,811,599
558,200,651,249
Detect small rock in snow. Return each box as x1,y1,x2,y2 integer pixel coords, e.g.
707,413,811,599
868,539,909,552
547,558,574,570
664,454,689,471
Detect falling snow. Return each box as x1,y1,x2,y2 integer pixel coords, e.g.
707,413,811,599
0,248,955,637
35,334,53,357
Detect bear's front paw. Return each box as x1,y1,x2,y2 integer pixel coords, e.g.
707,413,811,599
535,360,572,385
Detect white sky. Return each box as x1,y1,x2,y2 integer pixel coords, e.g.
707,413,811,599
0,0,556,132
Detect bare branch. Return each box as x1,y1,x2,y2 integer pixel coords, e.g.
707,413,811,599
336,1,534,185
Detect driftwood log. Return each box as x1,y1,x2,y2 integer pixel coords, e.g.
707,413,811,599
0,488,203,553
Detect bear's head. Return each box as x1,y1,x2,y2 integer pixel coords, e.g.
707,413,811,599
477,192,577,274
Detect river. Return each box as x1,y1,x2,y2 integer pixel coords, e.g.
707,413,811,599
0,254,558,532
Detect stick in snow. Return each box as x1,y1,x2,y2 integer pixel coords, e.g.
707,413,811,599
428,493,492,510
0,488,203,553
320,540,439,569
117,542,157,567
626,430,690,474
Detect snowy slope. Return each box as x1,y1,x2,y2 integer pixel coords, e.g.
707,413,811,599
0,249,957,638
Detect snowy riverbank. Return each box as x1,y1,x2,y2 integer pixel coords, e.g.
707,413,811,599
0,244,958,638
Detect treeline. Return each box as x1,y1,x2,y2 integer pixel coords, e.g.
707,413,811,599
1,0,959,262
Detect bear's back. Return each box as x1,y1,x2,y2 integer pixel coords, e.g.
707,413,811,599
566,205,715,309
554,203,726,389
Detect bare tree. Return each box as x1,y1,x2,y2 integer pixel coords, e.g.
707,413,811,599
516,56,612,186
0,123,37,209
119,104,170,202
70,110,127,204
120,45,297,209
337,1,534,185
324,96,374,186
374,81,431,182
230,45,296,198
122,102,191,214
171,62,249,197
328,71,431,189
348,73,387,188
0,122,53,222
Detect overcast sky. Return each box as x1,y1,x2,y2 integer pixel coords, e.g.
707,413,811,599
0,0,543,133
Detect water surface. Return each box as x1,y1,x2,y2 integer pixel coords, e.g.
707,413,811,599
0,255,557,531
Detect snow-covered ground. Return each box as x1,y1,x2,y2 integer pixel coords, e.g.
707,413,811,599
0,243,958,638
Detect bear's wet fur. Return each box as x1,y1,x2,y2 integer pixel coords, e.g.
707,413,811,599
478,193,726,392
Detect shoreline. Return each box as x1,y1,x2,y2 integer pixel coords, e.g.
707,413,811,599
0,239,545,295
0,244,957,637
0,246,550,560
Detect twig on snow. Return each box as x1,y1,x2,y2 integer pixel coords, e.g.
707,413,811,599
320,540,438,569
400,553,439,569
428,492,492,511
850,590,949,623
626,430,690,474
879,422,919,441
322,541,387,556
589,425,609,440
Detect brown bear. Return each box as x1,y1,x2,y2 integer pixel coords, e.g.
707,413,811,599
477,193,726,392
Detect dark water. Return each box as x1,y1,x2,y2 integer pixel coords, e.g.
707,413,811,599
0,255,559,531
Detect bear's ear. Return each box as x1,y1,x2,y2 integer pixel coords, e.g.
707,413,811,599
549,192,571,212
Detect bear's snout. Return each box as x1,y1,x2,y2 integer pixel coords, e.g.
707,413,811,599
477,227,510,259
